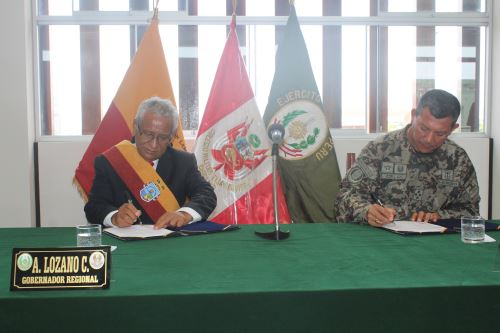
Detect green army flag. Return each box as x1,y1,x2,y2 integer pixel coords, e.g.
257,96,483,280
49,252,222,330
263,4,341,223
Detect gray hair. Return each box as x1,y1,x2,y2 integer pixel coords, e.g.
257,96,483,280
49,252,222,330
416,89,461,123
134,96,179,136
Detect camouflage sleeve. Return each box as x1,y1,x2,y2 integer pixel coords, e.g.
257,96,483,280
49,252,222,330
335,142,381,223
437,150,480,218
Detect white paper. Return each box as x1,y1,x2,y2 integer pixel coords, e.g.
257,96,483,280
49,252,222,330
382,220,447,233
480,234,496,243
104,224,175,239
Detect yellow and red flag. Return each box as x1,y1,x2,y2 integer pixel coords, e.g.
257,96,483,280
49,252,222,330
74,17,185,198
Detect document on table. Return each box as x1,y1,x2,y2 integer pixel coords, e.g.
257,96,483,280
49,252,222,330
103,221,239,240
482,234,496,243
104,225,177,240
382,220,447,234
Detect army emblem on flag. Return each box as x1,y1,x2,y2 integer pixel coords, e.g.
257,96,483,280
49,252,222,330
262,4,341,222
269,100,328,160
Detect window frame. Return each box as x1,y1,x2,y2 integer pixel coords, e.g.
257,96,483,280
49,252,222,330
33,0,492,141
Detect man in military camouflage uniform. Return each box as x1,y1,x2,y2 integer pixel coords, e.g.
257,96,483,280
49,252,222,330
335,89,480,226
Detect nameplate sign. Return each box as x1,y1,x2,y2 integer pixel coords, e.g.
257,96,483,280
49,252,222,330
10,247,111,291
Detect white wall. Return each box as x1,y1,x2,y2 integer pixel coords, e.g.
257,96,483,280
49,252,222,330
0,1,498,228
38,141,89,227
0,0,35,227
37,137,490,227
491,2,500,219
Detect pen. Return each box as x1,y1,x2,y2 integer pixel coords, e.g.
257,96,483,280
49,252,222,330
124,191,142,224
370,193,398,223
370,193,384,207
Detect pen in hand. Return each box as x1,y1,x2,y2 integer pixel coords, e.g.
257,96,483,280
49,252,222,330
124,191,142,225
370,193,396,223
370,193,384,207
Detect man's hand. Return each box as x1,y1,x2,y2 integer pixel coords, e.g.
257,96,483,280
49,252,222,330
112,203,142,227
154,211,192,229
410,211,440,223
366,204,397,227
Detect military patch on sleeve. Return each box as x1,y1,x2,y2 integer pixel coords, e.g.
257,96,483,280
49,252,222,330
347,158,376,183
347,166,364,183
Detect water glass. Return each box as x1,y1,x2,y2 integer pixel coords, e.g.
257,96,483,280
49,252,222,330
461,216,485,243
76,224,102,247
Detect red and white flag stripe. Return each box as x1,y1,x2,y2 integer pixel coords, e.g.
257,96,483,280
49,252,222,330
194,17,290,225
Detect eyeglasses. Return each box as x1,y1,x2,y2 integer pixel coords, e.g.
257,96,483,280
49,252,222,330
139,130,171,144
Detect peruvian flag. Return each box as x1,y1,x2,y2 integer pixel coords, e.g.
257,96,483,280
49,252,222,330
194,17,290,225
74,16,185,198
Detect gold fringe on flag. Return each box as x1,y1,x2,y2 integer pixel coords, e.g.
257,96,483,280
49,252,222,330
72,176,89,203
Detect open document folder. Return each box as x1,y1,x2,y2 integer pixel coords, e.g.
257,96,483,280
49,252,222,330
103,221,239,241
381,221,447,235
381,219,500,235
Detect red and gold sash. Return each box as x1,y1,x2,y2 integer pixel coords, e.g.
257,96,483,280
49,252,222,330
103,140,180,222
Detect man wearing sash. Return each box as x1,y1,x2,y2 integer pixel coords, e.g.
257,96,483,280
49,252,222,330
84,97,216,229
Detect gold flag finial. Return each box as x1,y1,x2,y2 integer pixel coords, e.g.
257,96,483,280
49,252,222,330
153,0,160,19
232,0,238,16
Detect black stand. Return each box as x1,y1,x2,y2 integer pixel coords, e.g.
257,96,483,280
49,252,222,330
255,143,290,241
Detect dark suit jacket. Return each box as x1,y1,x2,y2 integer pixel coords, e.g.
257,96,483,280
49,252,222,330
84,146,216,225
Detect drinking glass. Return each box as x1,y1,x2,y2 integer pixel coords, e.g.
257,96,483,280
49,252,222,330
461,216,485,243
76,224,102,247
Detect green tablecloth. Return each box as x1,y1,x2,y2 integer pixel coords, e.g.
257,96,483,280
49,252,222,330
1,223,500,332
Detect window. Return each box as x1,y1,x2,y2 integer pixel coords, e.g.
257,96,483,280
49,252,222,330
35,0,489,137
